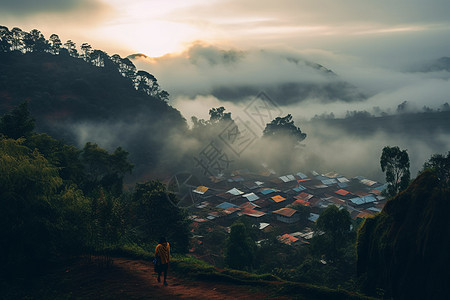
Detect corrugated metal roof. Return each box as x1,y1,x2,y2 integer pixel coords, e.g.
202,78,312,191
308,213,320,222
216,202,237,209
293,199,311,206
293,185,306,192
227,188,244,195
261,188,276,195
295,192,313,201
193,186,209,194
273,207,297,217
278,233,299,245
296,172,308,179
350,195,377,205
242,192,259,201
271,195,286,203
335,189,350,196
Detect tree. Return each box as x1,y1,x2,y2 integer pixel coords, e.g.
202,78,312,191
81,142,133,196
64,40,77,57
49,34,62,54
263,114,306,143
225,221,256,270
0,101,35,139
314,205,352,261
10,27,24,51
209,106,232,124
0,138,62,273
133,181,190,253
380,146,410,197
81,43,92,61
0,26,11,52
422,151,450,185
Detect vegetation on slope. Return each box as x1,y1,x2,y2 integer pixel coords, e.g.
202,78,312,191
356,170,450,299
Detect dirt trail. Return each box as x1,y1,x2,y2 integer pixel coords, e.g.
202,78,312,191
64,257,281,299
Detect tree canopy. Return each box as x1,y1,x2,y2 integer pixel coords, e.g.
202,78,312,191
380,146,410,197
263,114,306,143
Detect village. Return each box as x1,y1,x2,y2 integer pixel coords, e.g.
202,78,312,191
178,168,387,257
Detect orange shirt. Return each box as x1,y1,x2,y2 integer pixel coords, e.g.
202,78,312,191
155,242,170,264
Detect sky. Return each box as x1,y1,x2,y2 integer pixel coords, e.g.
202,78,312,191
1,0,449,179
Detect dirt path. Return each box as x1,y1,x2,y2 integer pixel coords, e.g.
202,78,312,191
63,257,283,299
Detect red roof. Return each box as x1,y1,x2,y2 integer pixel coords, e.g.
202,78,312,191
297,179,311,183
335,189,350,196
293,199,311,206
278,234,299,245
295,192,313,201
273,207,297,217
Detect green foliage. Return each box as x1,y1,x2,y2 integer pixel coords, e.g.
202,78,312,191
0,137,63,273
132,181,191,253
225,221,256,270
0,101,35,139
422,151,450,186
263,114,306,143
380,146,410,197
356,171,450,299
81,142,133,196
314,205,352,261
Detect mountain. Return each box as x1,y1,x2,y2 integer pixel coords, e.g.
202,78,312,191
356,170,450,299
0,50,188,179
128,45,367,105
411,56,450,73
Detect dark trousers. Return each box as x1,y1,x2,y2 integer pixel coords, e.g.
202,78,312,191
157,263,168,281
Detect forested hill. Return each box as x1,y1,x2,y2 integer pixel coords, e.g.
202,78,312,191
356,171,450,299
0,26,188,179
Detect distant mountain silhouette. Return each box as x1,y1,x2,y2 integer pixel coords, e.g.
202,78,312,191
128,49,367,105
411,56,450,73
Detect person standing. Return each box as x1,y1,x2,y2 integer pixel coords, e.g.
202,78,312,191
155,237,170,286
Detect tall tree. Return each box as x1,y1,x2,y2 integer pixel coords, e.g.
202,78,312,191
49,34,62,54
0,26,11,52
314,205,352,261
225,221,256,270
133,181,190,253
80,43,92,61
64,40,77,57
380,146,410,197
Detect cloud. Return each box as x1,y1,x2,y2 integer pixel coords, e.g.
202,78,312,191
131,42,366,107
0,0,108,16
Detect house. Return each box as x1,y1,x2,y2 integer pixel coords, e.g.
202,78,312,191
308,213,320,222
270,195,286,203
272,207,300,223
242,192,259,202
278,233,300,246
240,208,267,219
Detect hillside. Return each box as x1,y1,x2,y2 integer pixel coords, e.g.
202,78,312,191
0,50,187,179
356,171,450,299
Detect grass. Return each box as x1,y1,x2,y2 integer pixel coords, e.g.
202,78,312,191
111,244,379,300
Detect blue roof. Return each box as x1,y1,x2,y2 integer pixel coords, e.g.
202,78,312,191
261,189,276,195
216,202,237,209
321,179,337,185
293,185,306,192
315,175,328,181
338,182,349,188
374,184,388,191
350,196,377,205
296,172,308,179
